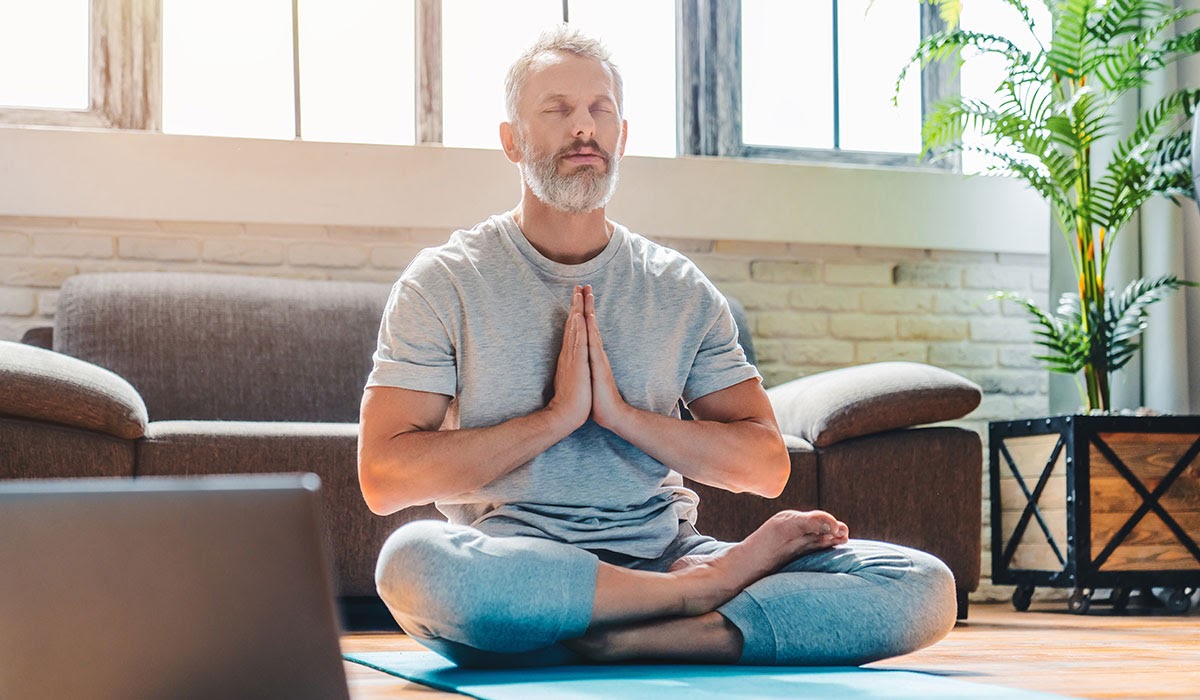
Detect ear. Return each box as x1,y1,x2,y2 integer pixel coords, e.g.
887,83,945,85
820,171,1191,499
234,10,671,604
617,119,628,159
500,122,522,164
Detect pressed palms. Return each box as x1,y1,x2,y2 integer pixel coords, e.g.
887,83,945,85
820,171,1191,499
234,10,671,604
899,0,1200,410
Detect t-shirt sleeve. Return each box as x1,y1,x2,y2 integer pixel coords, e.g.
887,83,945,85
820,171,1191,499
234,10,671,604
365,280,457,396
681,293,762,405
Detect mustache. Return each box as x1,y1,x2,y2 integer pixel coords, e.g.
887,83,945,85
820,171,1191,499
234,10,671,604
556,140,613,162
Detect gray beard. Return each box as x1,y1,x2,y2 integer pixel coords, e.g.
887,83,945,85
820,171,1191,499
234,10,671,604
518,139,620,214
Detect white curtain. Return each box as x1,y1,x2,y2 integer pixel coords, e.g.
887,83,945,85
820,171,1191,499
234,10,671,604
1140,0,1198,413
1048,0,1198,414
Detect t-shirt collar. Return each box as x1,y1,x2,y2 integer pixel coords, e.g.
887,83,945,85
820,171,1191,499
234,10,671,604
496,211,627,279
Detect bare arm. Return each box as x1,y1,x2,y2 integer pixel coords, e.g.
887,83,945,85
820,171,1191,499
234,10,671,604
358,286,593,515
584,289,790,498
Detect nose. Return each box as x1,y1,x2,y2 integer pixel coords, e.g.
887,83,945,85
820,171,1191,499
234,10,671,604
570,108,596,140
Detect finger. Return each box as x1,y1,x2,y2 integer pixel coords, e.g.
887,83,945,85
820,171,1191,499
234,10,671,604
562,288,581,360
586,310,603,354
584,284,595,318
587,312,610,367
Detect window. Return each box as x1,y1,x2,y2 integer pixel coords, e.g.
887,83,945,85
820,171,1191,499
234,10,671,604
0,0,159,129
0,0,89,111
162,0,415,144
298,0,415,145
958,0,1052,175
683,0,955,168
163,0,296,140
0,0,962,170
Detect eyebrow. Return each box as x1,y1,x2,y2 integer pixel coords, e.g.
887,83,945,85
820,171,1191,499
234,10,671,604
539,93,616,106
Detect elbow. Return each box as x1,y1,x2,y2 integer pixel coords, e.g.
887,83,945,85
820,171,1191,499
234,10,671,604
753,439,792,499
357,454,413,516
358,468,396,516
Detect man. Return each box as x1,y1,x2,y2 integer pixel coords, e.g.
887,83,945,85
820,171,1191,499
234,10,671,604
358,26,956,668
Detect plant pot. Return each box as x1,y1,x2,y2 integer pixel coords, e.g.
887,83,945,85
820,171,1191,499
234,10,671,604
989,414,1200,613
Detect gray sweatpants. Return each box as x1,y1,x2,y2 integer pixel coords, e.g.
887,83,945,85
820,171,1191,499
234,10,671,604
375,519,957,668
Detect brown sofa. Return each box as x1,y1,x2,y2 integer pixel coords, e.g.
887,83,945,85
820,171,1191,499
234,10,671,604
0,271,982,621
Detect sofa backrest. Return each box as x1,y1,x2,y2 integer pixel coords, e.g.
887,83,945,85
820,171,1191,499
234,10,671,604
55,273,391,423
52,272,759,423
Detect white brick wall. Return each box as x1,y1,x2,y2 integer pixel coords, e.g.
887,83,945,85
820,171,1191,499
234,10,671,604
0,214,1051,602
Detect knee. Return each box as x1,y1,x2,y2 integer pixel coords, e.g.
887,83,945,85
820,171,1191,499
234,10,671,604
374,520,547,651
374,520,460,616
890,549,958,655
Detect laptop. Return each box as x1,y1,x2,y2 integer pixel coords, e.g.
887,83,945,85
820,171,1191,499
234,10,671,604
0,473,351,700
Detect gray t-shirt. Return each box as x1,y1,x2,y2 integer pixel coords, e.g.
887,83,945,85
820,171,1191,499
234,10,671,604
367,212,760,558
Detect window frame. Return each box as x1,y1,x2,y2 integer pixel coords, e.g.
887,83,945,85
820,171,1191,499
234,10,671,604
0,0,161,130
677,0,960,170
0,0,959,171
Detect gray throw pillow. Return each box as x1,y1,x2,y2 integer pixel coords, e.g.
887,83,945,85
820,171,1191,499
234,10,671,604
0,341,148,439
766,362,982,448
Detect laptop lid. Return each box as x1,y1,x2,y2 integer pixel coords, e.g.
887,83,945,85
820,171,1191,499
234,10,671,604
0,473,350,700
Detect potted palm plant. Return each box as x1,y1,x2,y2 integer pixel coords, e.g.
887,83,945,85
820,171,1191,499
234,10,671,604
897,0,1200,614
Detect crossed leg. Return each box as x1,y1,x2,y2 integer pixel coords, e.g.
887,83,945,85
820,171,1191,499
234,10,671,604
569,510,849,663
376,508,953,667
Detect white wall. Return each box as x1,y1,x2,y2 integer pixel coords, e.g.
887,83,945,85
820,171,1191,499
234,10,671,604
0,126,1049,253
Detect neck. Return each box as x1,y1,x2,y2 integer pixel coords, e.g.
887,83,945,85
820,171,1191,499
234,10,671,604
511,187,613,265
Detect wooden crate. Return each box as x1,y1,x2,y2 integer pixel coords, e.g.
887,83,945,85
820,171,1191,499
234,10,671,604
989,415,1200,613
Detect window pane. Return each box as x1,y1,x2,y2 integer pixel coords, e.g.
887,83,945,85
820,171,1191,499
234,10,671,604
0,0,88,109
442,0,560,149
742,0,834,149
838,0,920,153
569,1,677,157
163,0,295,140
298,0,415,145
959,0,1052,174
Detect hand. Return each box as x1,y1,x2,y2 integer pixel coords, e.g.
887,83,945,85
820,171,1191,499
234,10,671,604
546,285,592,433
584,286,630,431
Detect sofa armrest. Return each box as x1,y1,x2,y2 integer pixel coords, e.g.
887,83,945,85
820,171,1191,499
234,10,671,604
766,362,981,448
0,340,148,439
20,326,53,349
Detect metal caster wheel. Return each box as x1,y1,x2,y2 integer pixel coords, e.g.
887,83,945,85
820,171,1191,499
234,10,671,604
1068,588,1092,614
1110,587,1130,611
1012,585,1034,612
1166,588,1194,614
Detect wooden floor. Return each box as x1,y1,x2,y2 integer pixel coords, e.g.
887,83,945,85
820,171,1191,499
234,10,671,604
340,602,1200,699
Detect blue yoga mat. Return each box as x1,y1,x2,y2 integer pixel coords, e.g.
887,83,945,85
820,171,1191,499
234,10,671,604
345,651,1075,700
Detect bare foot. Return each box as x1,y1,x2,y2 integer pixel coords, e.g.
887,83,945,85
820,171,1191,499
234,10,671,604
669,510,849,616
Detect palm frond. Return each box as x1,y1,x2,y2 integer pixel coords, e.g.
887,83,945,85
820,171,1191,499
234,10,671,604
1046,0,1096,80
990,291,1089,374
1093,0,1175,43
896,29,1031,102
1111,88,1200,164
1103,275,1197,371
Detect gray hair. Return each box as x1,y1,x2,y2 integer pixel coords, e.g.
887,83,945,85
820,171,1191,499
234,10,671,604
504,25,624,125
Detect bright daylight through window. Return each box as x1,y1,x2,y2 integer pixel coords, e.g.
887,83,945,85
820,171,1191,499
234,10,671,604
0,0,1024,171
0,0,88,110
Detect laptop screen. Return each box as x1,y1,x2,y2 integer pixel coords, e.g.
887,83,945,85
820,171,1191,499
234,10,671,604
0,473,350,700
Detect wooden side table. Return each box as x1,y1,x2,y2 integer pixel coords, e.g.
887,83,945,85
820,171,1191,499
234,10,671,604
989,414,1200,613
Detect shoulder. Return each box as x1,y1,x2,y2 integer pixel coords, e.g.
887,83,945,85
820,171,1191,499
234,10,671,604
397,216,506,295
621,226,725,305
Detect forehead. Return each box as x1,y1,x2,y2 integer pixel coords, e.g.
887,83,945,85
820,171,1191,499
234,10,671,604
521,51,617,106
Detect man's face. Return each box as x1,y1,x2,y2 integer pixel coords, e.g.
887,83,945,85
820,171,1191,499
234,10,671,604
511,52,627,214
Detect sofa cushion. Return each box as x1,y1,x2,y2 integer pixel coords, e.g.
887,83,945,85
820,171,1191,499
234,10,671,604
686,434,817,542
817,427,982,593
137,420,437,596
55,272,392,423
0,417,136,479
0,340,147,439
766,362,982,448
